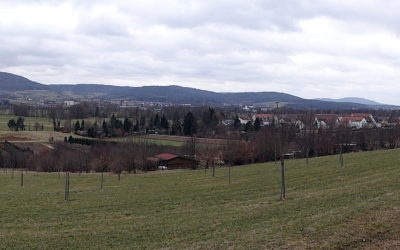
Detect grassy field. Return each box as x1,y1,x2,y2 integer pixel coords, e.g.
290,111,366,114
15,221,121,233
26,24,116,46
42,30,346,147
1,149,400,249
0,115,54,131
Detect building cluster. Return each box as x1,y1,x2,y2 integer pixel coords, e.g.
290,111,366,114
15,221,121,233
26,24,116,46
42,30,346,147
231,113,399,130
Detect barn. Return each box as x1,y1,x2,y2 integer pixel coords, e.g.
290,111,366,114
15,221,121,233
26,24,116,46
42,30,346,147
152,153,196,170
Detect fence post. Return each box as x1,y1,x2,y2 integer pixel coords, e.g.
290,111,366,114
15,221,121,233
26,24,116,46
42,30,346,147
212,161,215,177
20,169,24,187
64,172,69,201
340,145,344,168
228,164,231,184
280,156,286,201
100,171,104,189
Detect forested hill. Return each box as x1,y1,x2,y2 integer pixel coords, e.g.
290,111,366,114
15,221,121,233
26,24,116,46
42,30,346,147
0,72,395,109
0,72,48,91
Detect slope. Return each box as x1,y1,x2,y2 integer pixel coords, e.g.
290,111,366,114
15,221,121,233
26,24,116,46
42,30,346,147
1,149,399,249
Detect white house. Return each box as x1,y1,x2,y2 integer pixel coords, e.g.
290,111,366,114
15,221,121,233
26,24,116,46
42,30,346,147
252,114,276,126
340,116,368,129
239,116,252,125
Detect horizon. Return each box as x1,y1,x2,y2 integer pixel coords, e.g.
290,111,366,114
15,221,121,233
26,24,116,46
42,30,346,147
1,1,400,105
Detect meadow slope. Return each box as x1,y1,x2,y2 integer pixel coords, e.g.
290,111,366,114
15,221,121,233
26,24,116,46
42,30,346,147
0,149,399,249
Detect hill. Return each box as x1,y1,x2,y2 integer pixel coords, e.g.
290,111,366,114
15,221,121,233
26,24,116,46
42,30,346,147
319,97,384,106
1,149,399,248
0,72,48,91
50,84,369,109
0,72,387,109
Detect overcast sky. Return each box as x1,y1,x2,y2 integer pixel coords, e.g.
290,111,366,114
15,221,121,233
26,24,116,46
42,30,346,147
1,1,400,104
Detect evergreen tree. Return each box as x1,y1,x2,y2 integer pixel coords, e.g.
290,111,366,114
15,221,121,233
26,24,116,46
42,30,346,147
133,119,139,132
154,113,160,129
102,120,109,136
95,107,100,117
7,119,16,131
233,115,241,129
75,120,81,132
123,117,133,132
202,108,219,128
244,121,254,132
81,120,85,130
16,117,25,131
183,111,197,136
254,118,261,131
110,114,117,129
140,116,146,129
160,115,169,130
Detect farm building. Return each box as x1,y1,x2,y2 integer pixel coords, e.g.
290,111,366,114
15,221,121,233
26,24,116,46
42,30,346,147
149,153,197,170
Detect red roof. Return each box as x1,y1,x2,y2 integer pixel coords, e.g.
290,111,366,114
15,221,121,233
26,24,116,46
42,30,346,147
351,113,371,118
340,116,365,123
254,114,274,120
155,153,178,161
315,114,339,121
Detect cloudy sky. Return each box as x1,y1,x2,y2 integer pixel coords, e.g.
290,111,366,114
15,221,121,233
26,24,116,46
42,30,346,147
1,1,400,104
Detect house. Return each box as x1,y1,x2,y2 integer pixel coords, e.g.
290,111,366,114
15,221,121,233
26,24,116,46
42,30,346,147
150,153,196,170
252,114,276,126
314,114,340,129
339,116,368,129
350,113,378,128
239,116,252,125
64,100,76,107
278,114,305,130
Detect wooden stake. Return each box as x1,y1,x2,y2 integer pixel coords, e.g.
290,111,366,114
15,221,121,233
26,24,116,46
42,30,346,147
64,172,69,201
100,171,104,189
228,164,231,184
20,169,24,187
280,157,286,201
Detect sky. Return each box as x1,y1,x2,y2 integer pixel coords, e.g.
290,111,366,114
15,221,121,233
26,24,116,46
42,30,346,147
1,1,400,104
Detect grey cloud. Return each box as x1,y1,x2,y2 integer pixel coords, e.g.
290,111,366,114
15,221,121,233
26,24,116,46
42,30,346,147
1,1,400,104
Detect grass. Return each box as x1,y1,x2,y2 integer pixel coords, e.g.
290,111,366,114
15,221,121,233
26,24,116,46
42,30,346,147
1,149,400,249
0,115,54,131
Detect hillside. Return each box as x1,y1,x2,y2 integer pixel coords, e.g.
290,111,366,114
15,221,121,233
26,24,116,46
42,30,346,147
1,149,399,248
320,97,383,106
0,72,48,91
0,72,389,109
